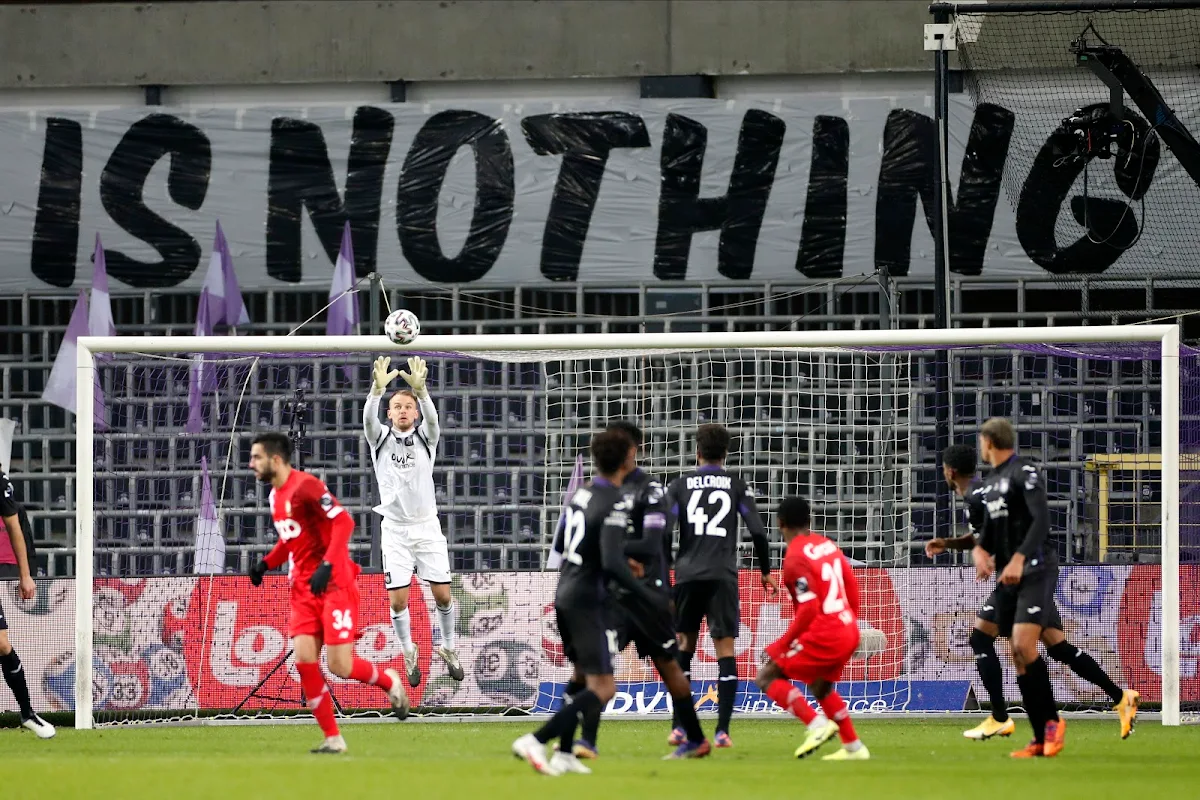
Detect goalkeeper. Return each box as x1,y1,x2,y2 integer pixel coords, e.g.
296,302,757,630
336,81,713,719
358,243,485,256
365,355,463,686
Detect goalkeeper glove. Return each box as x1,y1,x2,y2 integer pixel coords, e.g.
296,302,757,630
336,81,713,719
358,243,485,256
309,561,333,596
248,560,269,587
399,356,428,398
372,356,400,395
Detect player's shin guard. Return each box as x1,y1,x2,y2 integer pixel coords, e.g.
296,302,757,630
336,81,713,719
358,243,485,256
391,608,415,650
0,650,34,719
817,692,858,746
766,679,817,724
716,656,737,734
348,657,394,691
559,678,586,753
969,629,1008,722
1025,656,1059,724
1048,641,1123,704
436,601,456,649
672,650,693,730
673,687,706,745
579,694,602,748
536,689,600,745
297,662,339,738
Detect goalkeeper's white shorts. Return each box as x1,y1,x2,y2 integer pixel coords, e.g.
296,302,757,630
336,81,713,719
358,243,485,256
381,517,451,589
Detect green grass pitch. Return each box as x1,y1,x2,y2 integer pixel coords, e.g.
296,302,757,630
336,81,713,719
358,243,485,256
2,718,1196,799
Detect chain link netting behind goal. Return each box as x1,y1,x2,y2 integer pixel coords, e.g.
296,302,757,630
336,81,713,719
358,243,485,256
21,336,1197,726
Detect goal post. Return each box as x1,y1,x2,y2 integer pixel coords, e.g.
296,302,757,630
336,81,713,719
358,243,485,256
70,324,1184,729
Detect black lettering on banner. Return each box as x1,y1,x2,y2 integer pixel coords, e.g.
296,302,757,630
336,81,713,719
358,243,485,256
795,115,849,278
31,117,83,288
874,104,1014,276
521,112,651,281
1016,103,1158,274
654,110,786,280
397,110,515,283
99,114,212,287
266,106,395,283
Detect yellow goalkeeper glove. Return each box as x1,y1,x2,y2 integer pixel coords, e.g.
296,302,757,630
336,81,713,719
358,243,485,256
399,356,428,398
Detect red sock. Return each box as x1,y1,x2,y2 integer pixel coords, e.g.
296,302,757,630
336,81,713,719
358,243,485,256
818,691,858,744
297,661,339,737
349,657,393,691
766,679,817,724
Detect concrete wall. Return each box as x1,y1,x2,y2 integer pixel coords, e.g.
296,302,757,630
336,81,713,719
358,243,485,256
0,1,933,89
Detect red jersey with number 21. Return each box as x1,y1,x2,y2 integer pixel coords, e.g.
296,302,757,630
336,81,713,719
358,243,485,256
268,470,360,591
780,533,860,644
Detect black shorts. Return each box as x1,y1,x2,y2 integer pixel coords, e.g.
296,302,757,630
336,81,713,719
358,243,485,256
556,603,617,676
614,592,678,662
977,567,1062,637
674,579,739,640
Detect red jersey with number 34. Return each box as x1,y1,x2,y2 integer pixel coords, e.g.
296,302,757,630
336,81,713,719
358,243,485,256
780,533,860,642
268,469,360,590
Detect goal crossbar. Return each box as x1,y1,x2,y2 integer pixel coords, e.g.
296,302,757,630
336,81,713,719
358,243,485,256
71,325,1183,728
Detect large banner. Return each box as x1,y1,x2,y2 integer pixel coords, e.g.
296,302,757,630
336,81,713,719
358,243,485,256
3,566,1194,716
2,91,1198,292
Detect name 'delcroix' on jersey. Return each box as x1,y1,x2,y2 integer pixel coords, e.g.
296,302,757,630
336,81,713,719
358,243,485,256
685,475,733,491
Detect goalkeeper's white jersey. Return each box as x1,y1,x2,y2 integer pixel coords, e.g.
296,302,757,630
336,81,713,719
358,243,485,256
364,390,440,525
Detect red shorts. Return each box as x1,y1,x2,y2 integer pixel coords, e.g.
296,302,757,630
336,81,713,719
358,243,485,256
766,626,859,684
289,582,361,645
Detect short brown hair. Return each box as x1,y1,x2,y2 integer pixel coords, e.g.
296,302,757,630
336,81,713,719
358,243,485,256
980,418,1015,450
696,424,731,461
591,429,633,475
389,388,417,406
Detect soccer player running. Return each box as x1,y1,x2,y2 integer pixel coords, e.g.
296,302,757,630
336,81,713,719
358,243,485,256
365,356,463,687
514,429,688,775
927,443,1139,742
973,418,1066,758
247,433,408,753
755,497,868,761
0,468,54,738
666,424,777,749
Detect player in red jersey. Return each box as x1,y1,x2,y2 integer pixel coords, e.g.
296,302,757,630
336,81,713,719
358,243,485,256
247,432,410,753
754,497,869,761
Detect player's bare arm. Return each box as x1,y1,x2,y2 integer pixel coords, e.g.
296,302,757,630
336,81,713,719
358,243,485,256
925,533,977,558
740,490,778,595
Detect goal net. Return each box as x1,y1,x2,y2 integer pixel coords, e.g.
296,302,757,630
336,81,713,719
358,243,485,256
945,2,1200,278
39,326,1191,728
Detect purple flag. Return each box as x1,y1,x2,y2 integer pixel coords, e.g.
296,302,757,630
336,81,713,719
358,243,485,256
89,234,116,431
186,289,216,434
41,291,90,415
327,222,359,380
202,221,249,327
326,221,359,338
193,456,226,574
546,453,586,569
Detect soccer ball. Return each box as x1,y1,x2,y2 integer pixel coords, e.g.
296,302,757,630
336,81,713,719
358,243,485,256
384,309,421,345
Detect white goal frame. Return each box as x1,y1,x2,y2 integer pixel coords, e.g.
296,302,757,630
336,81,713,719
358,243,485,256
73,325,1183,729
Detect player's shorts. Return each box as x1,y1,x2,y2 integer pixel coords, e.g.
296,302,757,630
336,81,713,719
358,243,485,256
381,517,451,589
614,590,678,662
977,566,1062,637
556,602,618,676
674,579,739,640
765,625,859,685
289,583,361,645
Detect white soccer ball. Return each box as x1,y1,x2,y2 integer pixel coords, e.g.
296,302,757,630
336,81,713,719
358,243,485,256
384,309,421,345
